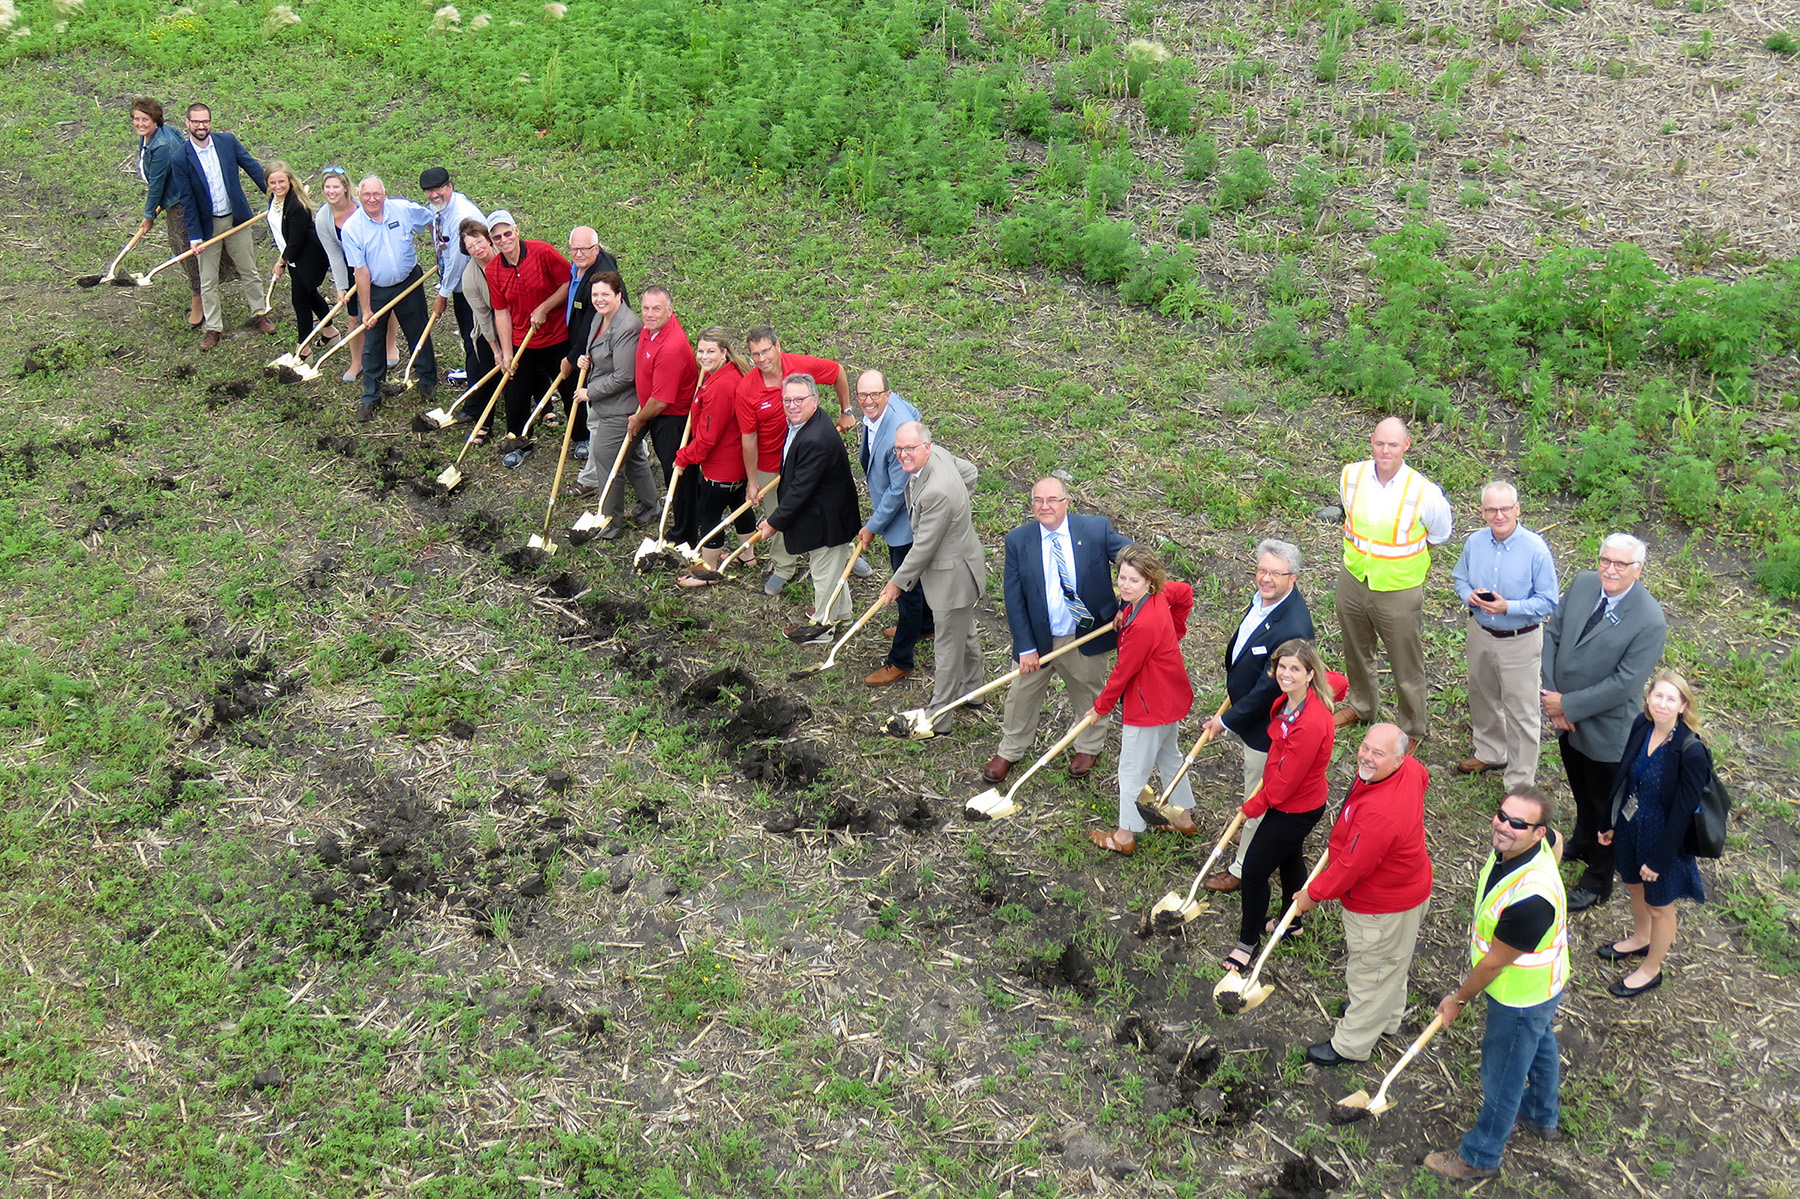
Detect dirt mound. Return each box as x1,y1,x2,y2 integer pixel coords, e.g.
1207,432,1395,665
1027,940,1098,998
720,694,810,744
498,547,550,574
459,510,504,551
209,653,301,726
676,667,758,710
1258,1156,1340,1199
83,504,145,535
736,741,827,789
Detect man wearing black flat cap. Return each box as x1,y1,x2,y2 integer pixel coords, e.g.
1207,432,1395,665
419,166,485,385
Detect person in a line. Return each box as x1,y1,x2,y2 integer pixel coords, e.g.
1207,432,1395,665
675,328,757,585
1451,481,1560,786
572,272,655,536
757,373,864,636
451,218,503,432
1200,539,1316,893
856,372,934,686
129,96,204,327
171,101,275,349
1595,671,1711,999
483,210,570,457
985,478,1130,784
341,175,438,420
1292,722,1434,1066
1088,547,1195,857
1540,533,1668,913
315,166,394,383
264,163,330,347
418,166,485,388
1426,783,1568,1183
628,287,700,546
558,225,623,463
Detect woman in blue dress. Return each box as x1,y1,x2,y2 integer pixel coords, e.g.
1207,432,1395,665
1596,670,1711,999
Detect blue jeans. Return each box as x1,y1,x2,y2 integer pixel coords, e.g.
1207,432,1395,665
1459,992,1561,1170
884,542,935,670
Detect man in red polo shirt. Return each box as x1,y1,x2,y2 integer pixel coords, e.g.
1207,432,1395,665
735,326,856,596
484,210,572,462
628,286,699,546
1291,722,1434,1066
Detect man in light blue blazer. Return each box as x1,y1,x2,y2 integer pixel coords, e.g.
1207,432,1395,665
856,371,934,686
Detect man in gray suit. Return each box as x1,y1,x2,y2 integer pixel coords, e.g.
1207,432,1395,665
1540,533,1667,912
879,422,985,735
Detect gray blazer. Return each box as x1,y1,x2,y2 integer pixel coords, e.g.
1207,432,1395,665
582,304,641,416
1541,571,1667,761
893,446,985,611
314,203,352,292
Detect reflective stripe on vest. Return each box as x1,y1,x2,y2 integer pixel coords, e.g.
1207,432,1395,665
1469,848,1570,1007
1341,460,1430,590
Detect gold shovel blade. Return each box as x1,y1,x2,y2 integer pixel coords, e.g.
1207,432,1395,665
1212,973,1247,1002
632,538,662,563
897,708,934,740
1149,892,1204,926
269,353,298,370
526,534,558,554
572,510,603,532
1235,982,1276,1012
436,464,463,488
289,362,322,382
1365,1095,1394,1116
423,407,455,428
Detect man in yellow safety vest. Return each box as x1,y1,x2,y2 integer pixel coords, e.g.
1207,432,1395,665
1426,783,1569,1182
1335,417,1452,744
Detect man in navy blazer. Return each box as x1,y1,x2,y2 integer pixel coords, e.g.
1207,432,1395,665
172,102,273,348
1198,539,1316,891
985,478,1132,783
856,371,935,686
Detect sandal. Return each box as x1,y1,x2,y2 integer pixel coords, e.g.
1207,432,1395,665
1222,944,1255,973
319,325,341,341
541,410,561,428
469,427,490,447
1087,828,1136,856
1265,917,1305,941
676,572,719,589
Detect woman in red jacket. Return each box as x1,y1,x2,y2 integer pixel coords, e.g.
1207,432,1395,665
676,328,758,586
1089,546,1195,856
1223,638,1336,972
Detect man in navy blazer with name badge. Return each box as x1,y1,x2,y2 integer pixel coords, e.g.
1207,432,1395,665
173,102,274,349
1199,538,1316,891
856,371,935,686
985,477,1132,783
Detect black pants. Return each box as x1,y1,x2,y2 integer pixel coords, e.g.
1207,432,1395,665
885,541,936,671
451,290,478,371
457,334,500,430
289,270,331,340
1237,805,1324,948
507,340,571,437
694,477,755,550
1561,735,1621,896
361,266,436,405
647,412,698,546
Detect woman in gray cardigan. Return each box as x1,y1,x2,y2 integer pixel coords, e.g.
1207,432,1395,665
573,272,657,537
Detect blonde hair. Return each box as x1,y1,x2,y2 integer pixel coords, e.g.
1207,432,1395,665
1644,669,1702,732
266,162,312,211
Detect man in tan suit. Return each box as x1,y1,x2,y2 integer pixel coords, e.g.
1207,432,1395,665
879,422,985,735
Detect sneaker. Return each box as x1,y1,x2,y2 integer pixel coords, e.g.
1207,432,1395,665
851,557,874,577
502,450,527,469
446,368,468,385
763,573,790,597
573,440,590,462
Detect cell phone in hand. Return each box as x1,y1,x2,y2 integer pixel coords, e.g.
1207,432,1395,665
1475,590,1498,602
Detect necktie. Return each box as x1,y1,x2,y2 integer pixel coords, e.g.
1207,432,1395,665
1055,535,1092,624
1579,598,1608,641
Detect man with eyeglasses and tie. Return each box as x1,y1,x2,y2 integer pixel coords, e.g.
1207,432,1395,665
1540,533,1666,912
558,227,622,461
418,167,485,389
984,478,1131,784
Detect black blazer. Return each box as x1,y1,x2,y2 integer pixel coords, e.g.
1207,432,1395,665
769,409,862,556
1605,715,1711,873
274,196,329,291
564,252,625,365
1001,513,1131,659
1220,588,1316,751
172,131,267,242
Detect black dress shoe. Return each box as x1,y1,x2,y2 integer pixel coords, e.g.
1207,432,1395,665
1305,1041,1365,1068
1608,972,1663,998
1566,885,1608,913
1596,941,1650,962
1514,1119,1561,1142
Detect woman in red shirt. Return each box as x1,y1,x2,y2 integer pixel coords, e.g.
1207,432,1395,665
1089,547,1195,856
676,328,758,586
1223,638,1336,973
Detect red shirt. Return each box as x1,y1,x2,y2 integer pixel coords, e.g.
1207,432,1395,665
484,240,570,347
675,363,746,483
1306,755,1434,915
636,316,699,418
1093,581,1195,727
733,352,843,473
1242,693,1334,819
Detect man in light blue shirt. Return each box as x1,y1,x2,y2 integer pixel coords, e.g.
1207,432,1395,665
420,166,485,385
1451,481,1560,788
342,175,438,420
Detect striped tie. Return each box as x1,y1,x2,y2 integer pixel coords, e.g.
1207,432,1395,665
1055,535,1092,624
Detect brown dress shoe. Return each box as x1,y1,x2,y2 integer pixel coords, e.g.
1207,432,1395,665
864,664,911,687
1457,757,1502,775
982,756,1013,783
881,626,933,640
199,330,221,351
256,315,278,335
1423,1151,1499,1181
1067,752,1099,778
1204,871,1241,892
1332,705,1365,729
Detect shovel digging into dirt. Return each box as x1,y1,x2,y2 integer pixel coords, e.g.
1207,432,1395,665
1148,809,1250,930
1213,851,1329,1014
965,710,1101,822
567,428,636,546
419,362,504,429
523,364,590,556
681,475,780,578
119,210,269,286
886,619,1117,740
380,306,444,397
282,265,437,383
1330,1014,1444,1123
634,406,698,570
1134,698,1231,829
786,592,892,682
76,222,151,287
269,295,350,374
436,325,534,490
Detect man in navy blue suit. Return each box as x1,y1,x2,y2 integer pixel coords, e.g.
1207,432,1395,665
173,102,274,349
984,477,1132,783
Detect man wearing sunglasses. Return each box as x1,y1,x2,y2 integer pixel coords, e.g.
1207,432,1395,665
1426,784,1568,1182
1540,534,1667,912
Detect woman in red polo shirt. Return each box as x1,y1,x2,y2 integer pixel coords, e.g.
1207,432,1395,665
675,328,759,586
483,210,571,463
1089,546,1196,856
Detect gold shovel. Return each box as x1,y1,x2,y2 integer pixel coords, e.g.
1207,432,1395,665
77,221,151,287
1213,851,1329,1014
634,405,698,566
681,475,780,576
1331,1014,1444,1122
381,304,444,396
1134,698,1232,828
1147,808,1251,929
421,362,505,429
254,266,281,318
965,710,1101,822
526,363,591,555
285,265,438,383
887,619,1118,740
269,295,350,372
436,324,534,489
786,591,892,681
568,426,636,543
120,210,269,286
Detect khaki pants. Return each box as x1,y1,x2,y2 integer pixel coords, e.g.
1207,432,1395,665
1335,568,1429,740
1117,722,1191,833
995,632,1112,762
1465,618,1544,789
755,469,800,579
1229,743,1269,877
809,540,855,625
197,215,263,333
926,602,983,733
1333,898,1429,1060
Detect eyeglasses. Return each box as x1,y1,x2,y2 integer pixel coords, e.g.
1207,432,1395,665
1255,568,1294,580
568,243,598,254
781,396,812,406
855,390,887,400
321,165,344,175
894,443,925,453
1597,556,1638,573
492,229,518,240
1494,810,1544,831
1031,496,1068,507
1481,505,1518,516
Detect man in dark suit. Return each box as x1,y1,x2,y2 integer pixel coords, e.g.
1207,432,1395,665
856,372,933,686
1541,533,1667,911
985,478,1132,783
1198,538,1316,891
758,373,864,641
173,102,274,349
557,225,623,460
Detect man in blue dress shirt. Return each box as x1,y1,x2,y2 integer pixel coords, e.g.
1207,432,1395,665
1451,482,1560,788
341,175,439,421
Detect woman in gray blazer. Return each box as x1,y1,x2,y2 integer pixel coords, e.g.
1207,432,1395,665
573,273,657,535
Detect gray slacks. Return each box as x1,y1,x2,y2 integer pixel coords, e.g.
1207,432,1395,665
925,601,983,733
579,410,657,515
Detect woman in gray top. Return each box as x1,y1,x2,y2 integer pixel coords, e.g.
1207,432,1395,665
453,217,504,434
573,272,656,535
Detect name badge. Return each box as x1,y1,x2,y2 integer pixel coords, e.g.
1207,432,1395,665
387,220,400,229
1251,645,1268,656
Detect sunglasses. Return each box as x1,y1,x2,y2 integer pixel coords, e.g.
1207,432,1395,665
322,165,344,175
1494,810,1544,831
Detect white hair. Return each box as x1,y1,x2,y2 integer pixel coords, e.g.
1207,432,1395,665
1601,532,1647,567
1254,538,1301,575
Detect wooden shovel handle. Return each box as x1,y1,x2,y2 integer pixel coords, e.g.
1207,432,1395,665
102,223,151,277
146,209,270,280
540,363,592,537
1001,710,1103,803
295,295,350,356
1154,697,1233,806
399,304,443,382
1368,1014,1445,1107
452,322,534,466
315,264,440,372
1242,851,1330,989
652,403,698,542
